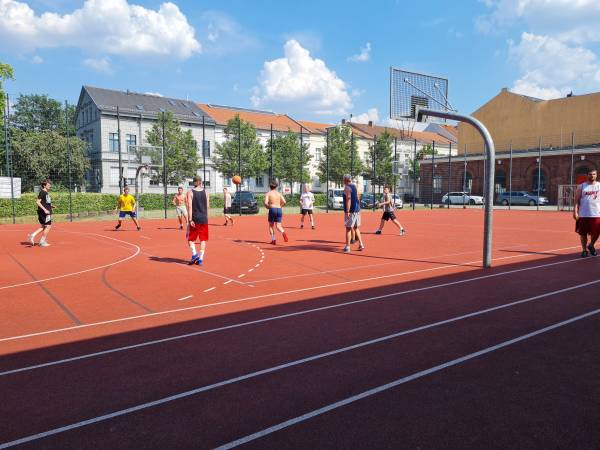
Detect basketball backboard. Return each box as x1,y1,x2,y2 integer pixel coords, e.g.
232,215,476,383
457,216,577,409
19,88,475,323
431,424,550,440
390,68,451,121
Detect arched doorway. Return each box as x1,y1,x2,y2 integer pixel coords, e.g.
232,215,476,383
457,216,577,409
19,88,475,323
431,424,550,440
495,170,506,193
532,170,546,193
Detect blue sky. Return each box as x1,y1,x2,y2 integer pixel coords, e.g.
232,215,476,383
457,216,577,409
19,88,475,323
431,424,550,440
2,0,600,123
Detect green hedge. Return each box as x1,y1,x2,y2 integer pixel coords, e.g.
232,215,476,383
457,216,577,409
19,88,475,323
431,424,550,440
0,191,328,218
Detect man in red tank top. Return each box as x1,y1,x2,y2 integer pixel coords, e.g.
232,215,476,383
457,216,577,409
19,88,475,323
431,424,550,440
186,176,210,265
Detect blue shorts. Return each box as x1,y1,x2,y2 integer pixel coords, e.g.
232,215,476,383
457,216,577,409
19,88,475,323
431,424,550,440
119,211,137,219
268,207,283,223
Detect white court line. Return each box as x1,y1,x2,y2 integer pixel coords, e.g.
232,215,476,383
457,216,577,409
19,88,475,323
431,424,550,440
0,250,591,376
0,245,581,344
248,269,254,273
0,234,140,291
139,236,151,240
255,264,260,268
2,302,598,448
204,287,216,293
238,274,246,278
215,308,600,450
224,280,233,285
177,295,193,302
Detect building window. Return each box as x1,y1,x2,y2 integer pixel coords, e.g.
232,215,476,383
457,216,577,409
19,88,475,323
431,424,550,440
126,134,137,151
532,171,546,193
223,176,231,187
202,140,211,158
433,175,442,193
255,176,264,188
109,133,119,152
464,172,473,193
315,148,321,162
495,170,506,194
204,171,211,187
314,178,321,188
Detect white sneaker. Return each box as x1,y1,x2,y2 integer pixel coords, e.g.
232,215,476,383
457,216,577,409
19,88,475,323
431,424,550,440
39,240,50,247
358,244,365,251
343,246,350,253
400,228,406,235
27,234,35,245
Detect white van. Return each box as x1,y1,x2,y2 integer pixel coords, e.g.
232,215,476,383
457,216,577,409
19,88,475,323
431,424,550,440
327,189,344,210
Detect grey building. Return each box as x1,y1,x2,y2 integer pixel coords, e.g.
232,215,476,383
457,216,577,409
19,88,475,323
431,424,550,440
75,86,216,194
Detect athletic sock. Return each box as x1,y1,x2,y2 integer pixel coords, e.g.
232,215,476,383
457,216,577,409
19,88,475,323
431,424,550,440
189,242,197,255
199,250,205,260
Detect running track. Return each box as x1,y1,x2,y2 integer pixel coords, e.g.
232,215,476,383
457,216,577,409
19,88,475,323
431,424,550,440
0,209,598,449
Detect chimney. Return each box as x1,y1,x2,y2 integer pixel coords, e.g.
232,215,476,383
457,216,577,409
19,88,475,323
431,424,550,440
341,119,346,124
368,120,373,127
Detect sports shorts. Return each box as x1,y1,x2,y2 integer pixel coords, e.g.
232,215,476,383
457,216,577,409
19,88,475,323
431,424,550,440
175,205,187,217
268,207,283,223
382,211,396,221
301,208,313,215
119,211,137,219
38,212,52,226
187,223,209,242
576,217,600,236
344,211,361,228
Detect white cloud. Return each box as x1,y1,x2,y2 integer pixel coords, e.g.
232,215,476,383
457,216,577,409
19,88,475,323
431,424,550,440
200,11,258,54
83,57,112,74
352,108,379,124
31,55,43,64
144,91,163,97
348,42,371,63
0,0,201,59
251,40,352,116
509,32,600,99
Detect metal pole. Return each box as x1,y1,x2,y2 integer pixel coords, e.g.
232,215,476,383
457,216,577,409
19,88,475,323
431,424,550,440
393,137,397,200
416,107,495,268
412,138,416,210
300,125,304,193
161,112,167,219
270,123,273,182
570,132,575,185
65,100,73,222
326,128,330,213
537,136,542,211
431,141,435,209
509,142,513,210
202,115,206,192
447,142,451,209
463,144,467,208
350,131,354,178
372,134,376,212
238,117,241,216
5,93,15,224
117,106,123,194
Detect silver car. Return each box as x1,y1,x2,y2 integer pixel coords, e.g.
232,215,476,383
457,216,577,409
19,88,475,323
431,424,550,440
496,191,549,206
441,192,485,205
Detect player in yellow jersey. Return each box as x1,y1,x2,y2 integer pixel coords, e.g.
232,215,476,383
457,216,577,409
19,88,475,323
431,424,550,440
115,186,141,230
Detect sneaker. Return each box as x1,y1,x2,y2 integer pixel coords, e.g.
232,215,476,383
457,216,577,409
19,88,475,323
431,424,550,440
343,246,350,253
400,228,406,235
581,250,589,258
115,223,121,230
27,234,35,246
283,232,289,242
375,230,382,235
137,226,141,231
300,224,304,229
39,240,50,247
188,254,199,265
311,225,315,230
180,225,184,230
358,244,365,251
588,244,597,256
196,258,203,266
350,239,355,244
270,239,276,245
224,222,228,226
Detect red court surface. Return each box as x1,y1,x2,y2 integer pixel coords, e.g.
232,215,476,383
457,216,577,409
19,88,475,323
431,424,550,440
0,209,599,449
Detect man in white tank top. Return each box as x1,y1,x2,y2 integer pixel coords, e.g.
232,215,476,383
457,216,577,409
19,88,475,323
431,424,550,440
574,169,600,257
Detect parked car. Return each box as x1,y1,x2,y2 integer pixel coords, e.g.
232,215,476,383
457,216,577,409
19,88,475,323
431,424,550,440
231,190,259,214
441,192,485,205
496,191,549,206
328,189,345,210
361,193,404,209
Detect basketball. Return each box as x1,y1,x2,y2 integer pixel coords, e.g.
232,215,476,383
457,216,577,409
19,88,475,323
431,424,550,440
232,175,242,185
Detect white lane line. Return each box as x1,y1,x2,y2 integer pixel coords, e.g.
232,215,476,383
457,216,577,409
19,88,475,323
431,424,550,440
0,254,594,376
248,269,254,273
177,295,193,302
224,280,233,285
255,264,260,268
0,234,140,291
238,274,246,279
139,236,151,240
204,287,216,293
0,246,581,344
215,308,600,450
2,307,598,449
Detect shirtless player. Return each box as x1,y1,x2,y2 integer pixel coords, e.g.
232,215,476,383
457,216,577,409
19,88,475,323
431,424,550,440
264,180,289,244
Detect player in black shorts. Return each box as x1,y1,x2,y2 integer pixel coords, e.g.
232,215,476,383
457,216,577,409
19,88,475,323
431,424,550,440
28,179,54,247
375,186,406,235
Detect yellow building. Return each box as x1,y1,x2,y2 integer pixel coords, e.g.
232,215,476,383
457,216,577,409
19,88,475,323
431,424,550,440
459,88,600,153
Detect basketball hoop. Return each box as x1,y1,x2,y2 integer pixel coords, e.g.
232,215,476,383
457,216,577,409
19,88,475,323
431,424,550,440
397,117,415,142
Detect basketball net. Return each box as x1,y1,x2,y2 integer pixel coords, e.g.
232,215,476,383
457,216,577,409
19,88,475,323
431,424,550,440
397,117,416,142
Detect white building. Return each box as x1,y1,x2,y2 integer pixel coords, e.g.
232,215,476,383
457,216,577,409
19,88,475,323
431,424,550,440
75,86,216,194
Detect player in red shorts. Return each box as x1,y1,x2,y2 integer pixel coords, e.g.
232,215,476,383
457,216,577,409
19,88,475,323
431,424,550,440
573,168,600,257
186,175,209,265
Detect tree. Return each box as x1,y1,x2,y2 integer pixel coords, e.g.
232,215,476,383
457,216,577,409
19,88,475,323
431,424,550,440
10,130,90,192
364,130,394,190
317,124,363,187
12,94,76,134
212,115,267,184
407,144,436,180
0,61,15,128
145,111,201,185
270,130,311,195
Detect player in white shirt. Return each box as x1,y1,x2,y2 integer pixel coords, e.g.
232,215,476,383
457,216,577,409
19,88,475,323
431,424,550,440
573,168,600,257
300,184,315,229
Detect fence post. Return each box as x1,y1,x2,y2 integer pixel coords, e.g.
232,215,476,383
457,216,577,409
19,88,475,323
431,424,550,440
570,132,575,185
299,125,304,193
117,106,123,194
463,144,467,208
393,137,397,200
238,117,241,216
372,134,376,211
447,142,452,209
326,128,330,213
509,142,513,210
412,138,416,210
270,123,273,182
350,131,354,178
65,100,73,222
537,136,542,211
431,141,435,209
161,112,167,219
202,115,206,192
4,93,15,224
